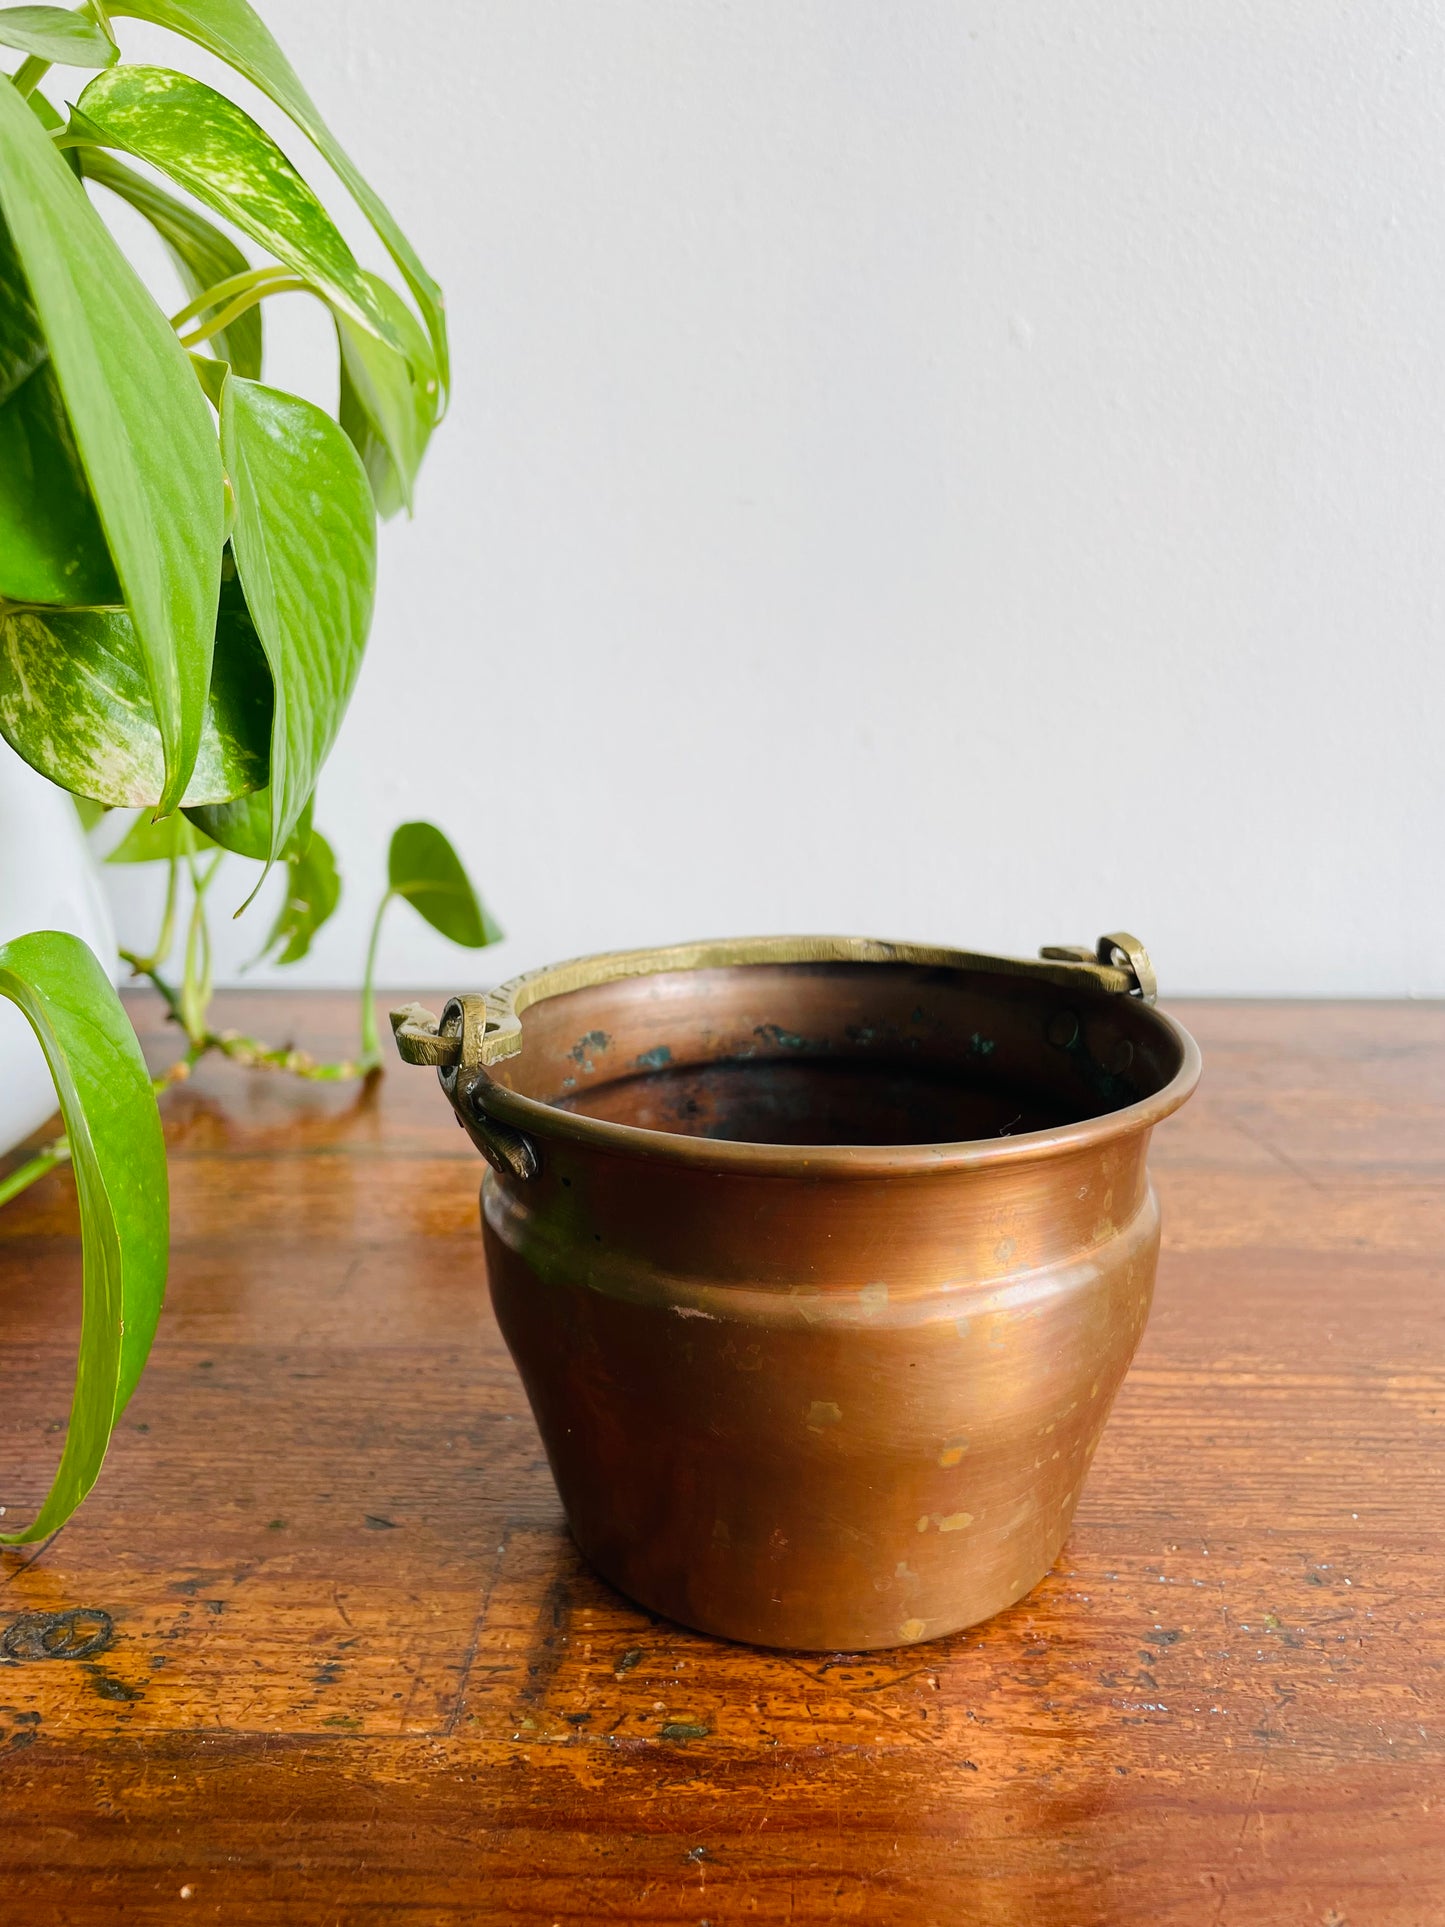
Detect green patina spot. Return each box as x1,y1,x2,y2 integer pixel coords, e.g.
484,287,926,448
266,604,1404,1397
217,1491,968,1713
754,1022,821,1052
633,1044,673,1071
567,1030,611,1071
661,1720,711,1742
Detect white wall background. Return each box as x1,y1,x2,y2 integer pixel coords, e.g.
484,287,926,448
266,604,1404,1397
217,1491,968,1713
99,1,1445,996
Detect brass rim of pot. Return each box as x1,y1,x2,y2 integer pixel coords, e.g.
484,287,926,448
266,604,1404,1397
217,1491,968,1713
416,935,1204,1178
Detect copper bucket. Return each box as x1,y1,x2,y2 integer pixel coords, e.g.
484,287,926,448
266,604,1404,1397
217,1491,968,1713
393,933,1200,1651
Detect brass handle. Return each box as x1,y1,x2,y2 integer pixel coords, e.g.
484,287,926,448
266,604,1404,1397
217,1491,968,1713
390,995,495,1066
1040,933,1156,1005
447,1066,539,1182
389,1001,454,1065
390,999,538,1181
388,929,1160,1079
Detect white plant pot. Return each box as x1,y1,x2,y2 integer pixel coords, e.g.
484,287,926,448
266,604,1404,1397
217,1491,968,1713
0,740,118,1158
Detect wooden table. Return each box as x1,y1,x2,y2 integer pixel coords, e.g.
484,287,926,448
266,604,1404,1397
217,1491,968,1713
1,992,1440,1924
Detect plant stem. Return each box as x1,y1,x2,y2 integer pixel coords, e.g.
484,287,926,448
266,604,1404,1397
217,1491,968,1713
12,56,50,97
168,264,292,333
154,1043,206,1090
178,280,309,350
120,946,379,1086
358,891,393,1066
178,876,206,1044
0,1133,70,1209
124,852,180,977
0,1004,365,1222
155,851,181,966
211,1032,373,1080
119,949,184,1024
178,849,222,1045
107,858,389,1115
0,597,127,617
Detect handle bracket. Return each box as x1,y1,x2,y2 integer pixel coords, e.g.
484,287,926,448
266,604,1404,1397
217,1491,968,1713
1040,932,1156,1004
390,1000,538,1179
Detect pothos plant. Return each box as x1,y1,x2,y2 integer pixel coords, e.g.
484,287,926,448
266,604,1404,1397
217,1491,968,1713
0,2,499,1544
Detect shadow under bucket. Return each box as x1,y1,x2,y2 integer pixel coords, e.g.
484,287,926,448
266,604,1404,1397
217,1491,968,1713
394,933,1200,1651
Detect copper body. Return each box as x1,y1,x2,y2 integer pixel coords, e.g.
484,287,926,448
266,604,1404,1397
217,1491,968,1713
439,946,1199,1651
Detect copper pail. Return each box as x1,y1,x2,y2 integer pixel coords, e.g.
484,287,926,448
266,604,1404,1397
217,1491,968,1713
393,933,1200,1650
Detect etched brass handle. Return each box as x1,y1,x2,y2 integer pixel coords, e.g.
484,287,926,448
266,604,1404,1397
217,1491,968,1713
391,999,538,1181
1040,933,1156,1005
389,929,1159,1080
389,1002,454,1065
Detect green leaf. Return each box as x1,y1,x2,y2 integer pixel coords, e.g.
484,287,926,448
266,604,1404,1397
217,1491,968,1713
187,349,227,410
388,821,501,949
0,5,117,65
0,75,223,813
337,272,436,519
74,65,402,350
0,352,118,603
254,826,339,965
108,0,447,401
80,148,261,378
185,782,310,864
0,597,271,807
106,809,215,863
0,930,167,1543
0,204,119,603
221,375,374,874
71,793,107,831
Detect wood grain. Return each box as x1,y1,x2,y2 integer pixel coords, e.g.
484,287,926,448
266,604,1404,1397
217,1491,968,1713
1,991,1441,1924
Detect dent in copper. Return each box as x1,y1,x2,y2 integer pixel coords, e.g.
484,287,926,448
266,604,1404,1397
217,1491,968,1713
448,952,1199,1651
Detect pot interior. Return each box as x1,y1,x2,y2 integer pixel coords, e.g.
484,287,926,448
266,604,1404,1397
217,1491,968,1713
484,960,1187,1149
